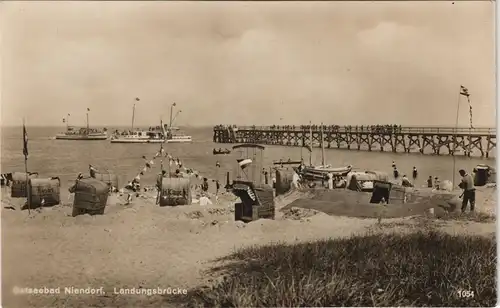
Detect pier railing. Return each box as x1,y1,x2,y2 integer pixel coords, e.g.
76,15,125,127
214,125,496,135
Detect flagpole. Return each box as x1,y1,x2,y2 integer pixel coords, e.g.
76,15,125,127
309,121,313,166
320,122,325,166
467,95,473,157
23,118,31,214
452,85,462,188
158,119,164,205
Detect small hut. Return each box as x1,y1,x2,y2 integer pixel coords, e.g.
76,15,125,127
28,177,61,207
69,177,109,217
231,144,275,222
159,177,192,206
474,164,496,186
11,172,39,198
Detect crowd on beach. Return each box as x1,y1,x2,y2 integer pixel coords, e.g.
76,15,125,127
113,155,223,206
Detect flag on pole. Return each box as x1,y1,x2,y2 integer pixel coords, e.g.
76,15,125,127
135,97,140,101
173,102,177,107
460,85,474,128
23,122,28,157
460,85,470,97
469,105,474,129
87,108,90,111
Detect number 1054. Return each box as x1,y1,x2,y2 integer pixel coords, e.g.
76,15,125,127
457,290,474,298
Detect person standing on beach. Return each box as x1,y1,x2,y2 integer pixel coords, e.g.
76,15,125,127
412,167,418,181
458,169,475,213
201,178,209,192
427,176,433,188
215,180,220,203
392,161,396,168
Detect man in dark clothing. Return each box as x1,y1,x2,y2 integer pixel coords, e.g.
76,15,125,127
427,176,433,188
412,167,418,181
215,180,220,195
459,169,475,213
201,178,209,192
393,167,399,179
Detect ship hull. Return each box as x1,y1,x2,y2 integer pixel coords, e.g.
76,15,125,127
110,139,165,144
55,135,108,140
166,139,192,143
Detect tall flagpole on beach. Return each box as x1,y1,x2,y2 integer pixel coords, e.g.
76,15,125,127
452,86,461,188
23,118,31,214
452,85,470,188
309,121,313,166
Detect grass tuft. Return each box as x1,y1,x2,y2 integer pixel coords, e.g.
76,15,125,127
167,231,496,307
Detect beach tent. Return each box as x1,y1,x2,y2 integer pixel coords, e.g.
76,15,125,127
346,171,388,192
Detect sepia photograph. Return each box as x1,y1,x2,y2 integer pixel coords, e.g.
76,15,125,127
0,1,497,307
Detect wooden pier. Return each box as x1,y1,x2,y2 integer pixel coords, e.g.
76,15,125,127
213,125,497,158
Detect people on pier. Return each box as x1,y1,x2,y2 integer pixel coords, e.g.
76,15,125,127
412,167,418,180
458,169,475,213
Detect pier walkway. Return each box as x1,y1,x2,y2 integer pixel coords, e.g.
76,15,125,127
213,125,497,158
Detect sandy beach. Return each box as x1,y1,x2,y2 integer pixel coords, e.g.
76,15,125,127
1,185,496,307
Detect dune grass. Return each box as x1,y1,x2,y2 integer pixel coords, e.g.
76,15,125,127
437,211,496,223
168,231,496,307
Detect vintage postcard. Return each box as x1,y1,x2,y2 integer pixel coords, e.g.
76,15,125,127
1,1,496,307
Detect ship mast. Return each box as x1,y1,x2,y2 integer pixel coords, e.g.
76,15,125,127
131,104,136,131
86,108,90,134
168,102,177,139
169,103,175,129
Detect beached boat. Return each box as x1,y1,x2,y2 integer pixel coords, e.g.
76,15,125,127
296,123,352,180
273,159,303,166
299,165,353,180
213,148,231,155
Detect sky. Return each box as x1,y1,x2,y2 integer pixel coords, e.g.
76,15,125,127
0,1,496,127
